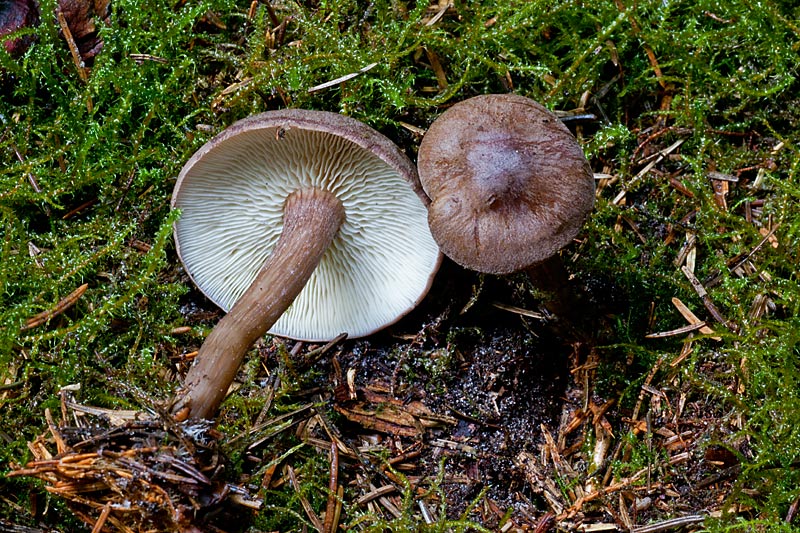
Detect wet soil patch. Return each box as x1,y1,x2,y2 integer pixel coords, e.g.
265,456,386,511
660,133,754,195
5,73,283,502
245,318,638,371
328,314,571,522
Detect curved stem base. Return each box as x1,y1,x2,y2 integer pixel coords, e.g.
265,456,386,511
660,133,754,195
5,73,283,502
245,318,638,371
172,188,345,420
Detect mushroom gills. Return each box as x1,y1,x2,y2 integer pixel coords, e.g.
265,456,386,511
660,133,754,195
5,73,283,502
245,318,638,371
173,187,345,420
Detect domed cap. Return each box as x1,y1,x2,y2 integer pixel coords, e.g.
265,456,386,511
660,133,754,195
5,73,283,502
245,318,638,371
417,94,595,275
172,109,441,341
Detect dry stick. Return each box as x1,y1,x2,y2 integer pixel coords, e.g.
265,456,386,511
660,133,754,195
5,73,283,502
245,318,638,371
733,224,779,270
57,11,82,78
332,485,344,531
424,47,448,90
424,1,451,26
114,170,137,212
45,408,69,456
11,142,52,217
533,512,556,533
307,62,378,93
13,145,41,194
631,355,666,424
62,199,97,220
302,332,348,367
172,188,345,420
559,467,648,520
355,485,396,506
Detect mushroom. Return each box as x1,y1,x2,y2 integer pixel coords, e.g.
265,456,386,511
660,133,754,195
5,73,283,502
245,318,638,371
171,109,441,420
416,94,595,321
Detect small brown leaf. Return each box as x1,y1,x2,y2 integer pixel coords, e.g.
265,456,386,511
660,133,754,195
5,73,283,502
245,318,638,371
0,0,39,56
57,0,110,61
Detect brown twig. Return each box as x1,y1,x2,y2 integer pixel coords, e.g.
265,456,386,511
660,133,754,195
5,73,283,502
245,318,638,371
114,170,137,212
45,408,69,457
424,47,448,90
322,441,339,533
61,199,97,220
301,333,348,368
726,224,780,277
533,512,556,533
21,284,89,331
355,485,396,506
10,142,52,217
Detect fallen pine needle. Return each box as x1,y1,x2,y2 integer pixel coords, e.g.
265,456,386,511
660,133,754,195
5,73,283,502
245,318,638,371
670,297,720,341
645,321,707,338
323,441,340,533
22,284,89,331
307,63,378,93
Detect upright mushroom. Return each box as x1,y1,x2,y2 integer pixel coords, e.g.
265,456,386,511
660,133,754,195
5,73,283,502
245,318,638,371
171,109,441,420
417,94,595,321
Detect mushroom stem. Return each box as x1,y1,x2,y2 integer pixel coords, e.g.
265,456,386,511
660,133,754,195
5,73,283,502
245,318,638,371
525,255,586,340
172,187,345,420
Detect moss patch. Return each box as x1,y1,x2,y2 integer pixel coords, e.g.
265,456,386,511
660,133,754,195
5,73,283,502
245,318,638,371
3,0,800,530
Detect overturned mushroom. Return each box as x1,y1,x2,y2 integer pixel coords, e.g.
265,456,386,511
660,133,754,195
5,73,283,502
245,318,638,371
417,94,595,321
172,110,441,420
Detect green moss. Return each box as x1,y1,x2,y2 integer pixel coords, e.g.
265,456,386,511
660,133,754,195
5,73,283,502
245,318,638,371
348,461,490,533
724,322,800,516
3,0,800,529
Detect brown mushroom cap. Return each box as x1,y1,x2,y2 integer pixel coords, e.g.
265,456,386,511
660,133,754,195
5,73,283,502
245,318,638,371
417,94,595,275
